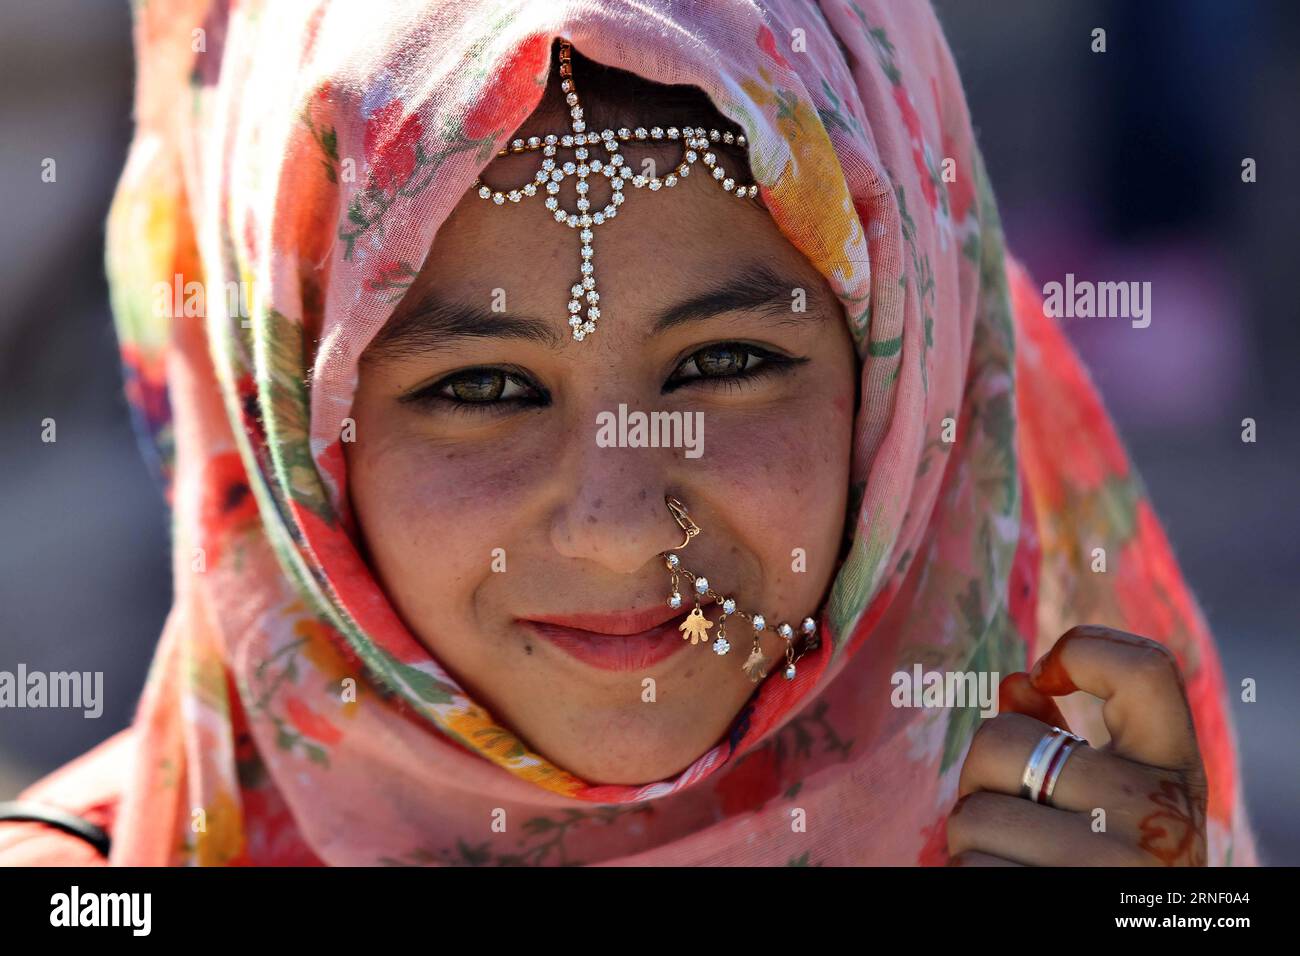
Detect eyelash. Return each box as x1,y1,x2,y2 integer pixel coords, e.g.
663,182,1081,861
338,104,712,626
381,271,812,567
400,364,544,417
402,343,802,415
662,343,801,393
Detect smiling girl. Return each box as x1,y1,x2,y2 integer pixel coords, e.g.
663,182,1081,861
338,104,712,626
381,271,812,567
0,0,1255,867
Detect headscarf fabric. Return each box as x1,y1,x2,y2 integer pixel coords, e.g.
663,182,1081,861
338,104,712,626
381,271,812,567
105,0,1255,865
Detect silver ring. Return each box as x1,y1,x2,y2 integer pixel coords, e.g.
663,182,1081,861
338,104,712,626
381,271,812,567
1040,736,1085,807
1019,726,1086,803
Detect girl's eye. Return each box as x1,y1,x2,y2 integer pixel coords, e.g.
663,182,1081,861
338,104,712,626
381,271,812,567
667,342,800,391
690,344,755,377
402,366,545,412
445,369,526,403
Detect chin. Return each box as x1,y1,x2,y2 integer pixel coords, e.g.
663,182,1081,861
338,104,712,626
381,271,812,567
526,705,727,786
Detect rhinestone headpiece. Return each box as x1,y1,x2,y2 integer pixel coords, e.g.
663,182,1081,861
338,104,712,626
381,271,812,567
471,39,762,341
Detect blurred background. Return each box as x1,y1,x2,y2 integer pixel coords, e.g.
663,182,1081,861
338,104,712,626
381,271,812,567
1,1,1296,863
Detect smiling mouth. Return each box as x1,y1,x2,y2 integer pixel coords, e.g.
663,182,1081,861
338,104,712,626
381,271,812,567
520,600,715,671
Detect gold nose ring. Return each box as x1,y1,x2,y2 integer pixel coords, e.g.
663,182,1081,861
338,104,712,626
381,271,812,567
665,495,700,550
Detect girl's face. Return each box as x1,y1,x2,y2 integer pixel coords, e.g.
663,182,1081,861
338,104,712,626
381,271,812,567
348,111,857,785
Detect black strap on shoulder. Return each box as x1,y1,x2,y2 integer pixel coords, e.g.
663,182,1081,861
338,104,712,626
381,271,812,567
0,800,112,858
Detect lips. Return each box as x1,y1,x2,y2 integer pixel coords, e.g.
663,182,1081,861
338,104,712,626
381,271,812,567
521,599,714,671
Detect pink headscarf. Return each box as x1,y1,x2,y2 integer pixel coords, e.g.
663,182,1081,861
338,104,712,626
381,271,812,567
104,0,1254,865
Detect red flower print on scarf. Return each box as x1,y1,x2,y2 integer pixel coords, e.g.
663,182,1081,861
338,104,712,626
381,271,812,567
892,83,937,211
367,259,419,303
462,34,551,141
893,82,923,140
757,24,792,69
943,143,973,221
931,77,974,221
226,695,326,865
365,100,424,192
914,152,938,212
284,693,344,746
916,809,950,866
229,783,325,866
200,450,260,565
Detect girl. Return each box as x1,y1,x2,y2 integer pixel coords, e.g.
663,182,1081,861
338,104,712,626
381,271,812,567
0,0,1255,866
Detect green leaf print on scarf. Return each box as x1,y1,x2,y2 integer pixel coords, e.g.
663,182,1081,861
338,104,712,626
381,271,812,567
338,123,493,260
817,78,866,140
257,309,334,525
940,594,1023,773
826,499,893,649
302,110,341,184
390,659,457,705
378,806,654,867
773,697,855,760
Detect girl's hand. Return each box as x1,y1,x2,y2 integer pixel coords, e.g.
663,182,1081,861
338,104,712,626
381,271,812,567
947,625,1208,866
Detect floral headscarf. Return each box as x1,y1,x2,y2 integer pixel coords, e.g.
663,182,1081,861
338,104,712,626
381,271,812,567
105,0,1255,865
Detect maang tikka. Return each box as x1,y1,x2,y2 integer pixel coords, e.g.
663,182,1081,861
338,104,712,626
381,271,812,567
471,38,761,341
662,496,819,683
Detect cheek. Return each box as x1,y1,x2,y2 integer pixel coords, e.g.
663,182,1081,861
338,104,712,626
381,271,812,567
345,409,555,611
694,392,853,599
701,367,855,509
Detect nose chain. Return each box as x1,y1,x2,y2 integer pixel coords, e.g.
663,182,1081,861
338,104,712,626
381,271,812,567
662,495,820,683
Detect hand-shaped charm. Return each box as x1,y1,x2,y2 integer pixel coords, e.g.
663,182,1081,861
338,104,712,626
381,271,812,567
678,607,714,645
742,643,771,682
661,495,818,680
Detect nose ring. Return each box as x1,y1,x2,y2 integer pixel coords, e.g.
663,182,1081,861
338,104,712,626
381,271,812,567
665,495,700,550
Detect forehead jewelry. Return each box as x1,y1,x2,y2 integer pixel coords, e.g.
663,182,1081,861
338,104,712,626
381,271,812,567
662,495,819,683
471,38,762,341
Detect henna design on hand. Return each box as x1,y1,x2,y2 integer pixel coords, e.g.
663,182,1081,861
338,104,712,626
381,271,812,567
1137,778,1207,866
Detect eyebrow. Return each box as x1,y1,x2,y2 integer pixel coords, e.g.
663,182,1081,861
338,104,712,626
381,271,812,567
365,295,561,359
651,262,824,334
364,261,824,360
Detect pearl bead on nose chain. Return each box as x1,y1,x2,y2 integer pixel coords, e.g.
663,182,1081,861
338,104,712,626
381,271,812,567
471,38,762,341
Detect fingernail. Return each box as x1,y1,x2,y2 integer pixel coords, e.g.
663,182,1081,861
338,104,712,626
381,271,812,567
997,672,1027,713
1029,653,1077,696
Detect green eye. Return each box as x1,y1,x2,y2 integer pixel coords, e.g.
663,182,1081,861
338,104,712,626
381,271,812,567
690,344,753,377
402,365,545,413
445,369,516,403
664,341,804,394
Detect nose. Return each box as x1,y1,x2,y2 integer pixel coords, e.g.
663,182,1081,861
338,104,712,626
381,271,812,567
548,442,687,575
